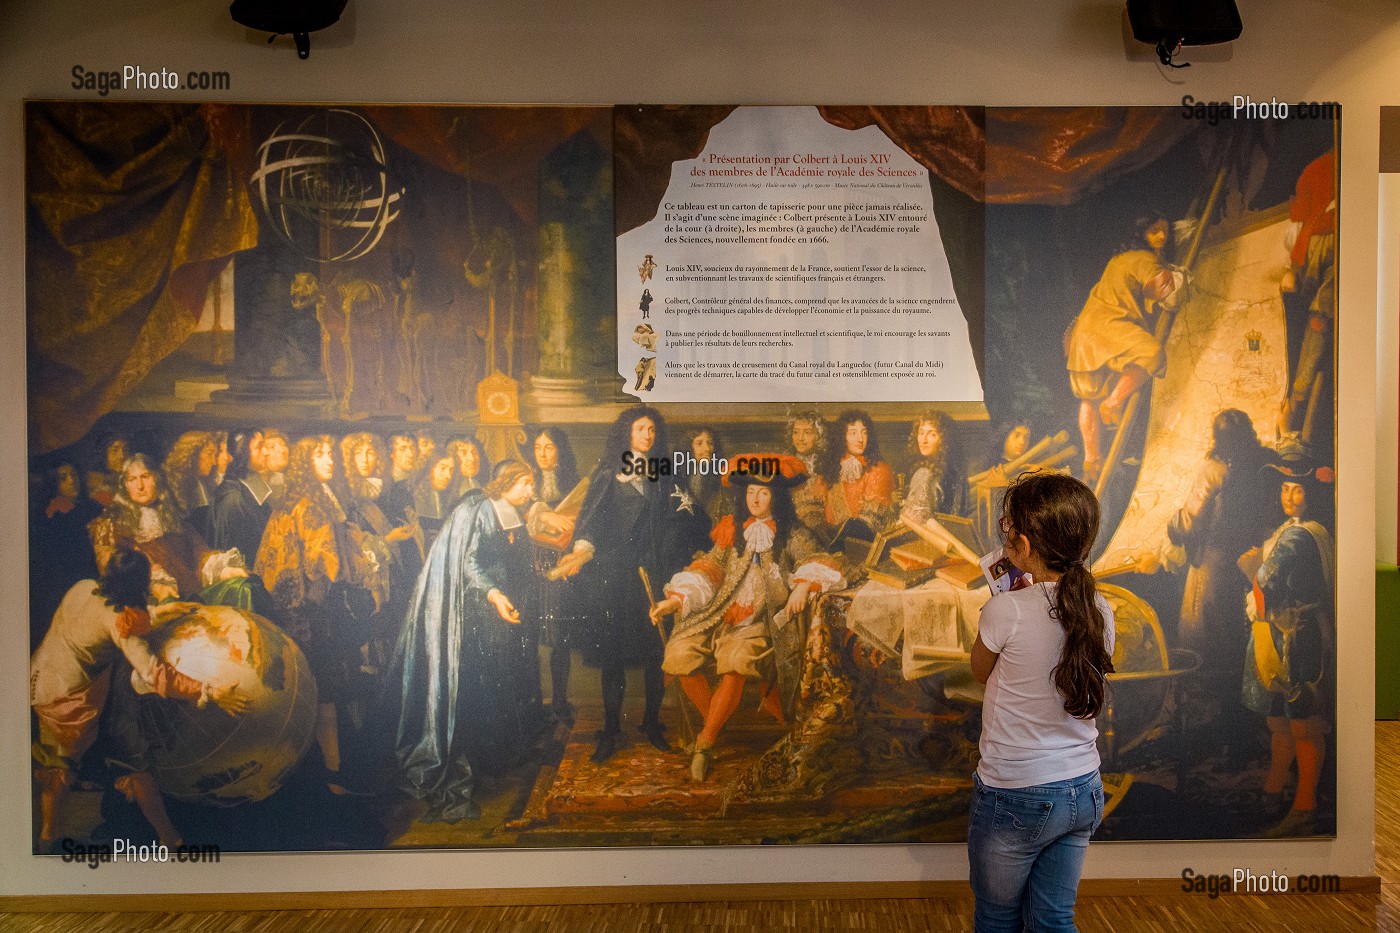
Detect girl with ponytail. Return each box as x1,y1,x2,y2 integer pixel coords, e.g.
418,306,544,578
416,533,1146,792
966,472,1116,932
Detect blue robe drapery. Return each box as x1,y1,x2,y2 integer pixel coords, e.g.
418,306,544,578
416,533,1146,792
384,490,534,822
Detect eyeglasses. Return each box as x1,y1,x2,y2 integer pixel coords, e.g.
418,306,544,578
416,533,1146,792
998,516,1014,540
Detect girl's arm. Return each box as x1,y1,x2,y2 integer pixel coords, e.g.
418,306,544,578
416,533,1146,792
971,634,999,684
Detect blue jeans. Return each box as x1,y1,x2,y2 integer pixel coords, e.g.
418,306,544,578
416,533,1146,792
967,770,1104,933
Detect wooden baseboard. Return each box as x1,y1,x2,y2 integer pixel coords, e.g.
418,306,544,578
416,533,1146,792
0,876,1380,913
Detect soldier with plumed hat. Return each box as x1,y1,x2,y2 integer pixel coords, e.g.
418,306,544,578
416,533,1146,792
1238,437,1335,837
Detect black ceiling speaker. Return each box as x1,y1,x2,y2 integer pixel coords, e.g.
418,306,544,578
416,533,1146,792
1126,0,1242,68
230,0,349,60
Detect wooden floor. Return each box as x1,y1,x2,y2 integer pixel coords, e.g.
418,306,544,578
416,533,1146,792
4,721,1399,932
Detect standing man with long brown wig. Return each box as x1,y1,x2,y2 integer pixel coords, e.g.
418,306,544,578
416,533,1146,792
968,473,1116,931
818,409,895,533
782,409,830,536
256,436,391,794
554,407,711,764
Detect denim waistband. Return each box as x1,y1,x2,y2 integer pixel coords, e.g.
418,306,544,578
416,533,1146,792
974,769,1099,794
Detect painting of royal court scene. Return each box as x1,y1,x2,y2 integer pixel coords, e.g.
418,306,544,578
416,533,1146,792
25,101,1336,854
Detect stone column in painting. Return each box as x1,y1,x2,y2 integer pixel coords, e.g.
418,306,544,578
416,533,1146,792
201,245,335,418
528,130,617,408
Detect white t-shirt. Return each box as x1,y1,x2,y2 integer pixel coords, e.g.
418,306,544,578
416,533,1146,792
976,582,1116,789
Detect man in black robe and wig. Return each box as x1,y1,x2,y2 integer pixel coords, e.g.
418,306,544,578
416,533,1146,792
554,406,712,764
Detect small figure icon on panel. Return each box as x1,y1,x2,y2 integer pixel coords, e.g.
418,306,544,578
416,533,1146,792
640,288,653,320
639,254,656,283
634,356,657,391
632,323,658,353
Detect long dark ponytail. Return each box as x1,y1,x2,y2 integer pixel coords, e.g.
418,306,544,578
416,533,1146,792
1002,473,1114,719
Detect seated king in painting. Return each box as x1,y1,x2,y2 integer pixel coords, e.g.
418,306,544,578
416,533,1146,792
650,456,845,782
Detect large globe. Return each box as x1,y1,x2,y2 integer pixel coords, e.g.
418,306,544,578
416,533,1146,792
138,602,317,806
1098,583,1200,762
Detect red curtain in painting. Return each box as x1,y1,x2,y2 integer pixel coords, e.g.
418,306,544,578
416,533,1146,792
615,105,1198,232
26,102,258,453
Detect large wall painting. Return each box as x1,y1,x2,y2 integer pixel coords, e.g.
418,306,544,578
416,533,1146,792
25,101,1337,851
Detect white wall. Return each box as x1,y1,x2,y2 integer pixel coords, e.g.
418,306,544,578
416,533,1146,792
0,0,1389,897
